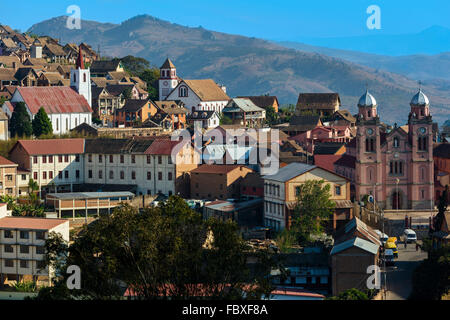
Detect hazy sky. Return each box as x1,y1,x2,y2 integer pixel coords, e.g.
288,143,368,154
2,0,449,40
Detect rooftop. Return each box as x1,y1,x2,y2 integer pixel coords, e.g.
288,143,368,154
263,162,316,182
0,216,68,230
46,191,134,200
12,138,85,156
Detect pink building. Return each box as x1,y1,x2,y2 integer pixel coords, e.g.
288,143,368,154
355,89,434,210
290,126,353,154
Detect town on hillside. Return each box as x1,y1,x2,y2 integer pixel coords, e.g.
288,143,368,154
0,23,448,302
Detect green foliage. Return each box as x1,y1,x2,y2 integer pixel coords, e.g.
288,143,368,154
410,244,450,300
275,229,297,253
119,55,159,101
219,113,233,125
92,117,102,125
0,194,16,210
327,288,369,300
32,107,53,137
122,87,133,100
13,281,37,292
138,68,160,101
36,196,276,300
10,102,32,137
291,180,336,245
120,56,151,75
265,106,278,126
434,185,448,231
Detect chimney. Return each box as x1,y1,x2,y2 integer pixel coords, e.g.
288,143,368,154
219,84,227,94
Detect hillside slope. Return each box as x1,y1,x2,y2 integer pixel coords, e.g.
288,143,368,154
28,15,450,124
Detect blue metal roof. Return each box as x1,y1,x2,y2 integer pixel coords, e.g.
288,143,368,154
262,162,316,182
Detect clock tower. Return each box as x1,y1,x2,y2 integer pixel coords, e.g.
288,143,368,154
407,88,434,209
158,58,179,101
355,90,382,204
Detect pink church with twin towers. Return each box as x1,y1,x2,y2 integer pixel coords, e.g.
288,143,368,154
354,88,434,210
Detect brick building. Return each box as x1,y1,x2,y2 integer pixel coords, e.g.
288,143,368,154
190,165,254,200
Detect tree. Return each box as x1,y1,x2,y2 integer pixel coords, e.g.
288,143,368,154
327,288,369,300
10,102,32,137
32,107,53,137
434,185,448,231
291,180,336,244
36,196,276,300
138,68,160,101
219,113,233,125
265,106,278,126
122,87,133,100
410,244,450,300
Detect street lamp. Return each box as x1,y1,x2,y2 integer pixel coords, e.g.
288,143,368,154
396,178,400,213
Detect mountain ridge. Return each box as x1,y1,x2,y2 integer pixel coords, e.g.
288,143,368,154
27,14,450,125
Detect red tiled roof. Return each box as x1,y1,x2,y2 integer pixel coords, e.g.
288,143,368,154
14,138,85,156
0,216,68,230
190,164,250,174
0,156,17,166
144,139,182,155
314,154,341,172
16,86,92,115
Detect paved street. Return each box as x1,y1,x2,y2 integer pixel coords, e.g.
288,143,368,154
383,241,428,300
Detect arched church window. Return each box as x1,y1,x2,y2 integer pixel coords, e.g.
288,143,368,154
179,86,188,97
73,73,76,82
83,73,86,82
393,137,399,148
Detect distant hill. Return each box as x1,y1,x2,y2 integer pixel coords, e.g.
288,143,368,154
292,26,450,56
277,41,450,82
27,15,450,124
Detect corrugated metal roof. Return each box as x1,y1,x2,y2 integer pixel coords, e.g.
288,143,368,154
16,86,92,114
330,237,379,255
46,191,134,200
262,162,316,182
223,98,265,113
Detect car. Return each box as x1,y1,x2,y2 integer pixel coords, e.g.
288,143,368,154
374,230,389,244
384,249,395,266
403,229,417,243
385,241,398,258
387,237,398,245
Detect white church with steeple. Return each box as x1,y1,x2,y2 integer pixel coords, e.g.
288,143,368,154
71,47,92,107
158,58,179,101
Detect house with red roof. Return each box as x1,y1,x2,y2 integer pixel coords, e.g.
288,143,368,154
2,86,92,134
9,138,85,194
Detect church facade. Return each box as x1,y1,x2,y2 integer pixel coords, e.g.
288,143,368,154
355,89,434,210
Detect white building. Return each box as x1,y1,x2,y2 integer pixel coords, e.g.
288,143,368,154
2,86,92,135
158,59,229,113
0,205,69,285
9,138,85,193
158,58,179,101
70,47,92,107
83,138,197,197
